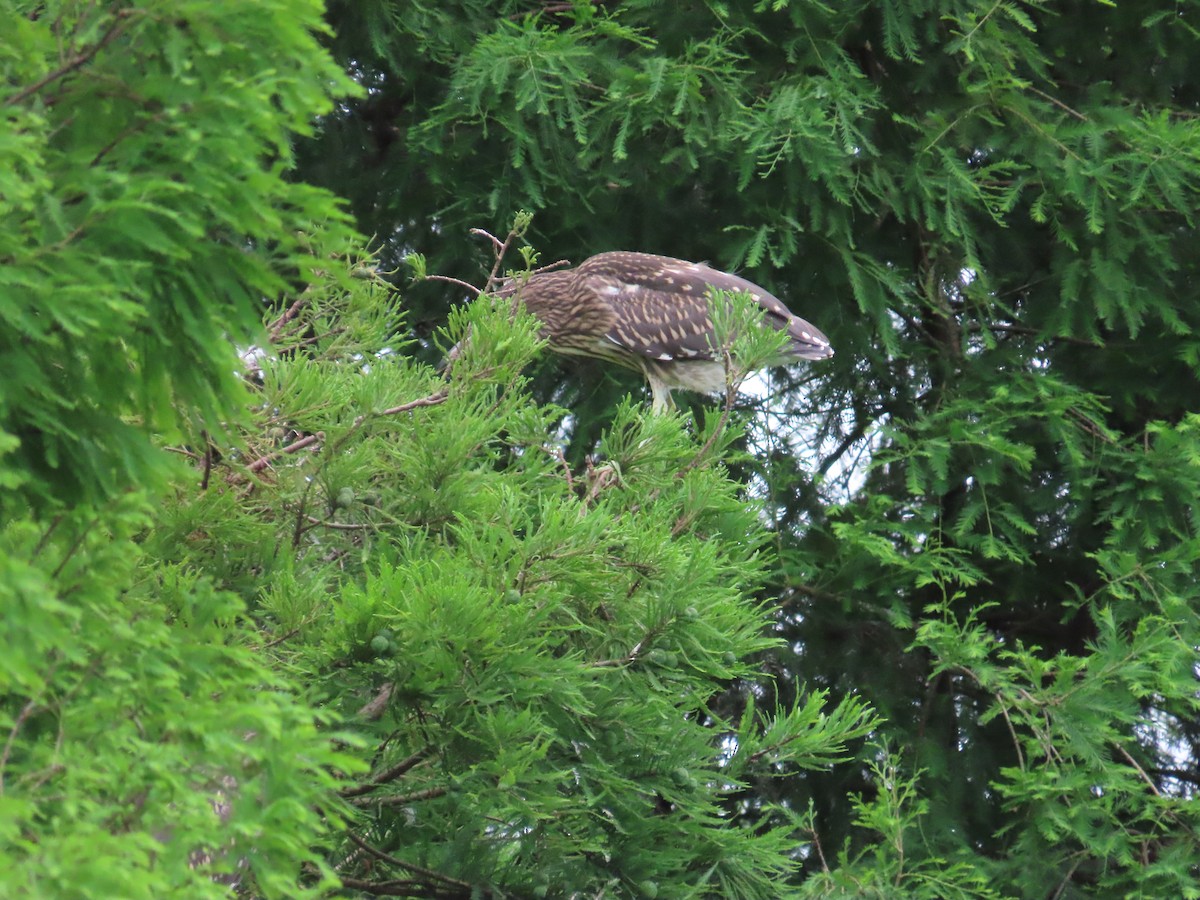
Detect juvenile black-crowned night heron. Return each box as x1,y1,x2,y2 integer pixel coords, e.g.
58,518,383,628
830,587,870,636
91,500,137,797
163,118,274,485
500,251,833,411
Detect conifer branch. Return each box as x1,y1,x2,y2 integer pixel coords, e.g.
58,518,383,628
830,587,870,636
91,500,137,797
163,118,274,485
344,830,476,892
6,10,137,106
341,747,431,797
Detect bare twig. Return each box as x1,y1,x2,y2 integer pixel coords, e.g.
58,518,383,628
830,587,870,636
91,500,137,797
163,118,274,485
344,831,476,891
807,823,831,873
1115,743,1162,798
247,432,323,473
995,700,1026,771
581,460,621,509
681,352,740,474
544,445,576,493
1049,855,1084,900
424,273,484,296
970,321,1102,348
89,107,168,167
340,746,431,798
336,874,470,897
351,390,450,428
260,626,302,649
468,227,504,254
346,786,447,807
0,700,39,794
200,430,213,490
353,683,395,723
1027,85,1088,121
247,390,449,475
474,226,520,293
6,11,136,107
32,515,64,559
268,296,310,342
51,514,100,580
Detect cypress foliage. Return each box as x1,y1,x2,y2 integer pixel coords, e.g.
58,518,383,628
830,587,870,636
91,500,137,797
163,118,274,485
1,2,360,896
5,1,1200,897
303,1,1200,895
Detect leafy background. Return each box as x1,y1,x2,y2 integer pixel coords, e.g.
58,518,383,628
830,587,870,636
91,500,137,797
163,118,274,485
2,1,1199,898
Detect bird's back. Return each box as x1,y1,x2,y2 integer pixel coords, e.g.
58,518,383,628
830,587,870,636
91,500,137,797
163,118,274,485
575,252,833,363
497,251,832,409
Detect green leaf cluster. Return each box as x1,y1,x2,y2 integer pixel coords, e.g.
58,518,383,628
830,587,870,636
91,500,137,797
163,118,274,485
1,0,359,509
299,1,1200,894
2,2,366,898
146,268,877,896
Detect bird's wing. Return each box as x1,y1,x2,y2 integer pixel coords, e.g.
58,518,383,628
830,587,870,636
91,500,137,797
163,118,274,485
577,252,721,361
655,257,833,360
577,251,832,361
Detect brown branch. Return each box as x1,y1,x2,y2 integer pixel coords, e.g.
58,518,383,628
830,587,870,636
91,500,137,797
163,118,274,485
343,831,476,893
89,106,168,167
506,0,605,20
474,226,520,293
746,731,812,764
305,515,372,531
1115,743,1200,841
353,390,449,426
247,432,323,473
1027,85,1088,121
1115,743,1162,798
290,477,317,549
1148,767,1200,787
681,350,740,475
817,416,873,478
335,874,452,897
354,683,395,723
424,273,484,296
0,700,39,794
6,11,135,107
249,388,448,480
340,746,431,798
347,786,448,807
995,699,1027,772
52,513,101,580
467,227,504,254
806,823,831,873
200,430,213,491
260,626,302,649
32,515,64,558
268,295,310,342
581,460,621,509
971,321,1102,348
544,445,575,493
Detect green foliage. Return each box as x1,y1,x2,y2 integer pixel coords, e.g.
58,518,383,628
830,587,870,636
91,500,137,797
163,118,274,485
147,269,877,896
1,2,365,898
300,1,1200,896
0,0,359,510
0,501,355,899
796,748,1004,900
6,0,1200,897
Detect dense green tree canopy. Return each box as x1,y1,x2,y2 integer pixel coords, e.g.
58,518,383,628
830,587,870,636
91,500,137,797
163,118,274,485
301,1,1200,895
2,1,361,897
3,0,1199,898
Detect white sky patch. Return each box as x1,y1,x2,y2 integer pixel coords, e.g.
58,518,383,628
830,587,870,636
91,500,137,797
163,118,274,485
1135,704,1199,798
739,366,879,507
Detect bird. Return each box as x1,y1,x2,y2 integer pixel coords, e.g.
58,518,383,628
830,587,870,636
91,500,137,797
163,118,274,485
497,251,833,411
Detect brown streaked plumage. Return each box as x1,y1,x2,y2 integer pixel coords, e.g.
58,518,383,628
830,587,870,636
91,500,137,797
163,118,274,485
500,251,833,411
